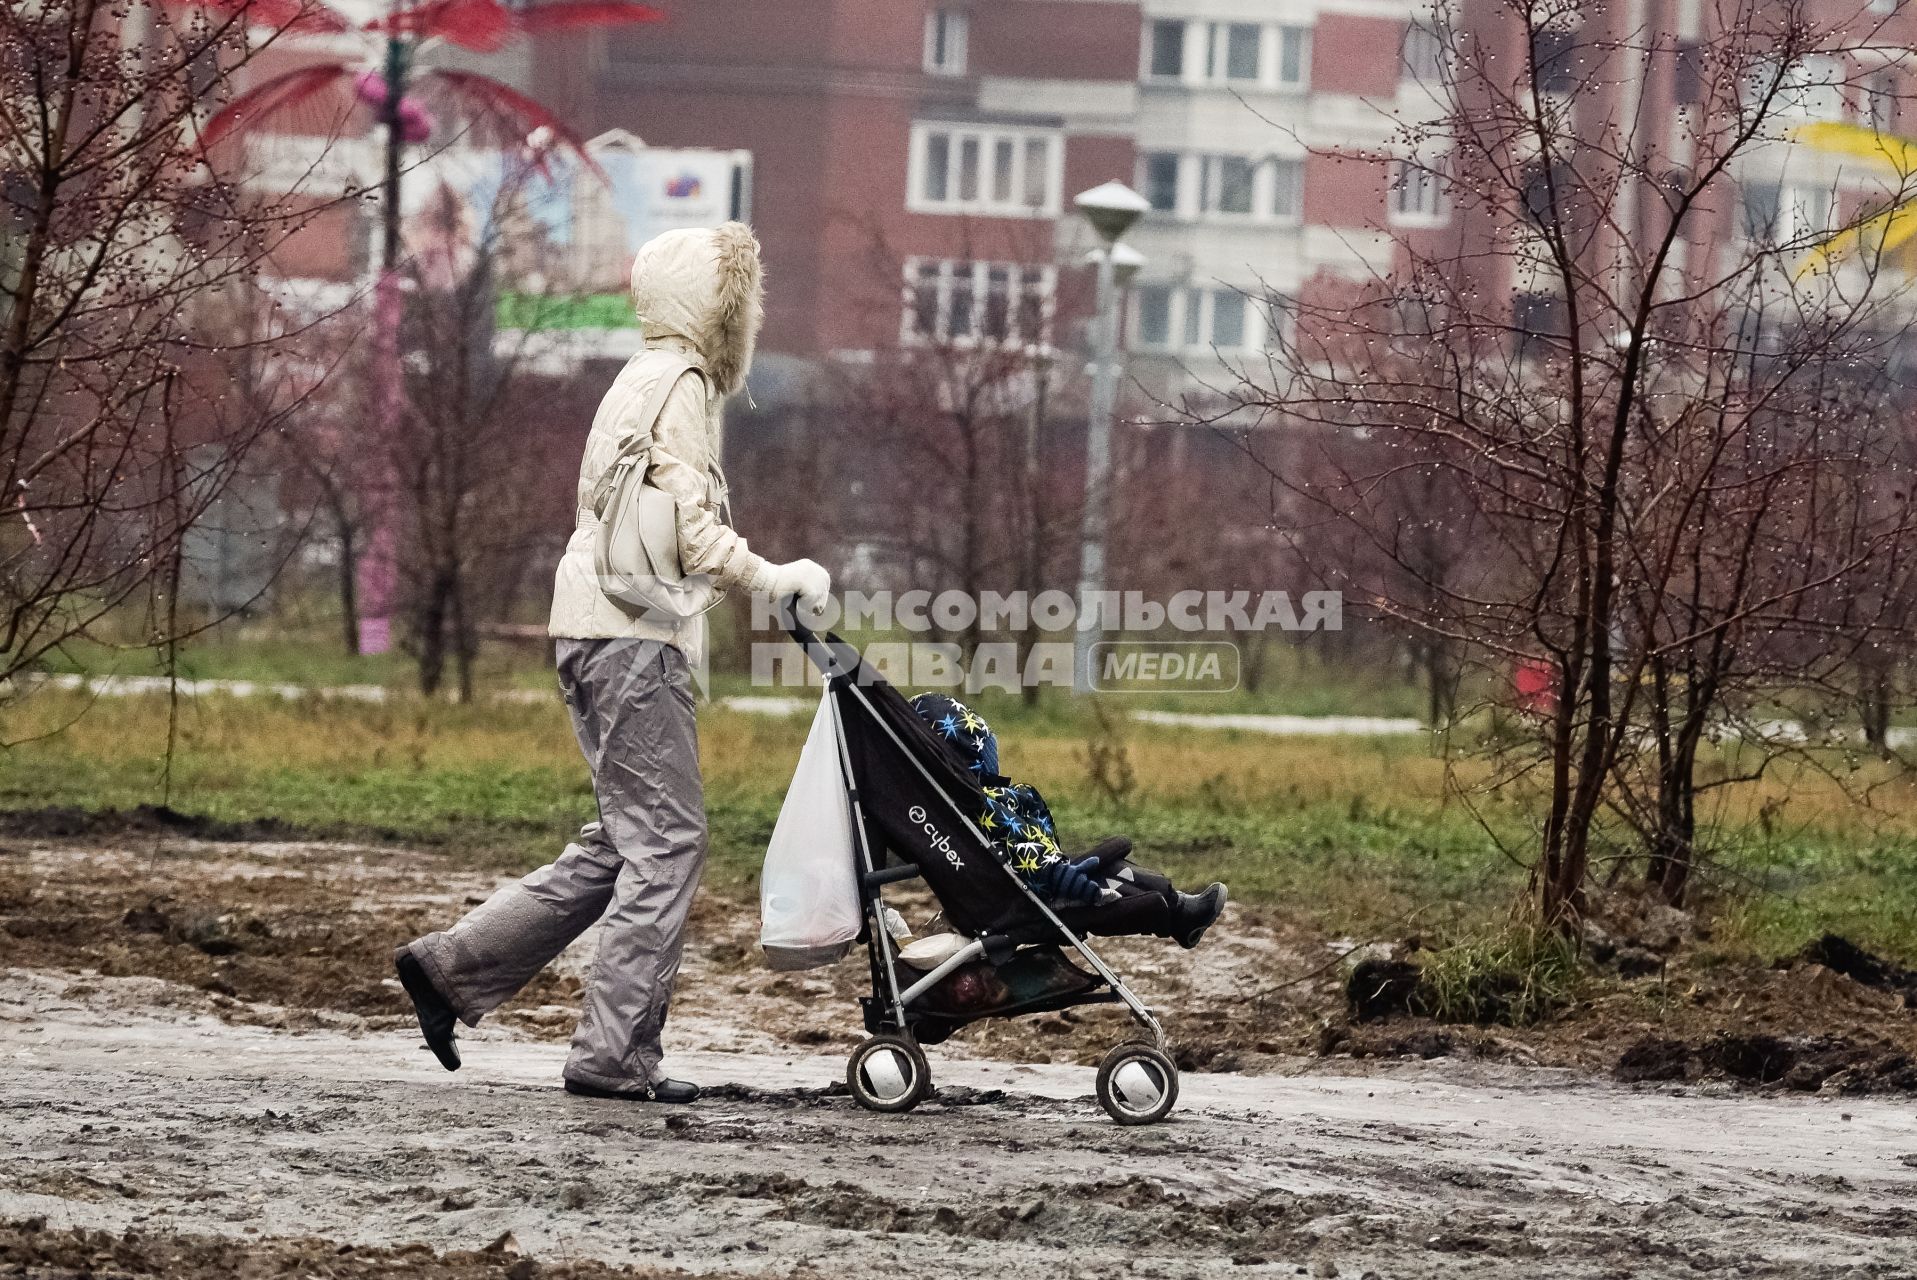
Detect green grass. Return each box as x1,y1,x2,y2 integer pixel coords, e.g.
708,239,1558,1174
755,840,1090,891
3,676,1915,966
0,685,1504,914
37,608,1435,718
1706,833,1917,965
33,621,420,690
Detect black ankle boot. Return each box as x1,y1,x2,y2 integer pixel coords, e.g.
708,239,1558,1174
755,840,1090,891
565,1077,701,1103
1173,883,1227,949
393,946,461,1072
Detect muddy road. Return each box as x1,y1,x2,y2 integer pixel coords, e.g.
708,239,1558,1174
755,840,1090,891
3,837,1917,1278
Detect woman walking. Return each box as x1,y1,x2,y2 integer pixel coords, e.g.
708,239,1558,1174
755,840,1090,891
393,223,830,1102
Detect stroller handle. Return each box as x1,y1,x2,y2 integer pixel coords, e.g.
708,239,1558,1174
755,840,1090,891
780,594,862,680
780,593,820,648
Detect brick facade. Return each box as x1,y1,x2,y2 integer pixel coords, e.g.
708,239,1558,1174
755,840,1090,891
533,0,1143,358
244,1,1917,381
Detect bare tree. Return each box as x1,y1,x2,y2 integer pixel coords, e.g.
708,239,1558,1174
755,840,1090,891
816,219,1089,674
0,0,351,697
387,172,582,700
1206,0,1917,922
275,384,371,656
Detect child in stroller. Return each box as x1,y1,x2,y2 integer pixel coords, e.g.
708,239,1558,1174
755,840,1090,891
773,609,1220,1122
908,693,1226,948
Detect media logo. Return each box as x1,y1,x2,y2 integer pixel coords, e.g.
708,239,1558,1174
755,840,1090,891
1089,641,1240,693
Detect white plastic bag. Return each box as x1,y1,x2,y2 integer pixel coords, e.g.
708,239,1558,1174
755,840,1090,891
759,690,861,969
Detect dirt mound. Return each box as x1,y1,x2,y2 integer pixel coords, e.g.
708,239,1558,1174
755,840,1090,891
1788,935,1917,1003
0,803,324,843
1614,1033,1917,1093
0,1219,700,1279
1343,933,1576,1030
1346,956,1422,1021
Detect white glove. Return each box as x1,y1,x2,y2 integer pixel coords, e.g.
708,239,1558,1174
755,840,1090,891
767,558,832,614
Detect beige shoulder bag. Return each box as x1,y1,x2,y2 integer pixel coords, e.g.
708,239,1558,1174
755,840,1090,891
586,358,725,619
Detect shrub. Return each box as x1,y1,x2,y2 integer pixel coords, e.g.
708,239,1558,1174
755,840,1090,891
1415,928,1580,1026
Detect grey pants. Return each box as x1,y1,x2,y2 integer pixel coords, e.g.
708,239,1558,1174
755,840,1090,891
409,638,706,1089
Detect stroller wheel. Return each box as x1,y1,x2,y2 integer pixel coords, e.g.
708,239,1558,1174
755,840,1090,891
846,1034,932,1113
1096,1041,1179,1125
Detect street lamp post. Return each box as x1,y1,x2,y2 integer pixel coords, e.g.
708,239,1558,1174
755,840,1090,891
1072,181,1149,693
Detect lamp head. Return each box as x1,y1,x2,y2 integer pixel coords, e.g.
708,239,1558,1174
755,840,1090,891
1085,242,1147,288
1074,181,1150,243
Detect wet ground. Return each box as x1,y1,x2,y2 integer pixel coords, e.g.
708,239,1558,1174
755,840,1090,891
0,834,1324,1070
4,837,1917,1277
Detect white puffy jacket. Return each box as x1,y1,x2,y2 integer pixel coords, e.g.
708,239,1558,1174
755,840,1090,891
548,222,779,662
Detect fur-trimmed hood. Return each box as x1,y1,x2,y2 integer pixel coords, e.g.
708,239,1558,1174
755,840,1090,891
629,221,764,396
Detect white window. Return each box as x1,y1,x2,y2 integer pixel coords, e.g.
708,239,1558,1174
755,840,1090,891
1200,155,1257,216
910,123,1061,216
1276,25,1310,89
1740,182,1778,242
1019,136,1049,206
1140,151,1181,213
1402,18,1443,84
1393,288,1442,338
1158,154,1303,222
1531,25,1578,95
1146,18,1185,79
1263,298,1290,350
1190,287,1258,352
1207,22,1262,83
1866,68,1898,132
1791,55,1848,121
1270,158,1303,220
1210,290,1247,349
1136,284,1174,348
1747,55,1848,124
903,259,1055,348
1784,183,1834,243
1150,21,1309,90
1132,285,1263,353
925,10,968,77
1740,181,1832,245
1390,159,1447,224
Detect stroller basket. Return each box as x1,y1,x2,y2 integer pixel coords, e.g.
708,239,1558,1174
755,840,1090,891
778,601,1181,1125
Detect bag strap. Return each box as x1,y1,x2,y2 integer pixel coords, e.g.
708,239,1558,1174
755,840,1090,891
586,356,704,519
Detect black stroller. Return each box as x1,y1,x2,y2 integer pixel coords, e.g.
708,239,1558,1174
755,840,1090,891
782,609,1181,1125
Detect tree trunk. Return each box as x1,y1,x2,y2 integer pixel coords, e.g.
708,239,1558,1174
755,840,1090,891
1645,746,1698,906
450,561,475,704
1422,634,1454,727
956,399,983,666
414,567,453,696
1240,632,1269,694
1860,660,1893,757
336,511,361,657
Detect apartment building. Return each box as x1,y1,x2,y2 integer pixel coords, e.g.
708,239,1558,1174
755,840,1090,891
1124,0,1422,382
1651,0,1917,288
529,0,1451,388
1122,0,1917,389
241,1,1917,385
531,0,1141,365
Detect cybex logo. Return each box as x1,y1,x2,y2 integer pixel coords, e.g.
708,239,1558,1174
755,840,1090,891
907,805,965,870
